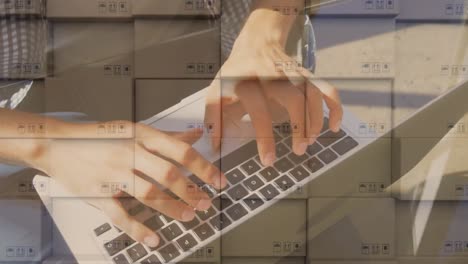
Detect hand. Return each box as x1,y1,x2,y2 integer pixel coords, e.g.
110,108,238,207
34,122,227,248
205,16,343,167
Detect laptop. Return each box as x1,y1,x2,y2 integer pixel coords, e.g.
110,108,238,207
34,77,468,264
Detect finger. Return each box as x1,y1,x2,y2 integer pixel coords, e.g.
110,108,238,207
300,69,343,132
205,80,223,151
166,128,204,145
100,199,160,248
137,125,227,190
135,146,212,211
235,80,276,167
133,176,197,222
265,80,309,155
305,83,324,144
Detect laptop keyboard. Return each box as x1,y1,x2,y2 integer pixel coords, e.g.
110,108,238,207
94,118,359,264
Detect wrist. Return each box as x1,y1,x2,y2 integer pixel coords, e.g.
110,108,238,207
24,138,50,173
233,8,296,51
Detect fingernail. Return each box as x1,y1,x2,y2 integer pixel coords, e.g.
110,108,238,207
144,235,159,248
298,142,308,155
309,138,316,144
212,174,227,189
262,152,276,167
196,199,212,211
182,208,196,221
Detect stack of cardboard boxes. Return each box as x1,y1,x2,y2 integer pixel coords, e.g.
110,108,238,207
0,1,51,263
3,0,468,263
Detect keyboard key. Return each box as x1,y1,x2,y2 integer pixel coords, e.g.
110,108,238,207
194,223,215,241
161,223,183,241
104,233,135,256
148,237,165,251
180,216,200,230
283,136,292,148
276,142,289,157
226,203,248,221
225,168,246,185
289,165,310,182
210,213,232,231
227,184,249,201
243,175,265,191
143,216,165,231
112,254,129,264
161,214,174,224
259,184,280,200
321,117,329,133
332,136,359,155
141,254,162,264
288,152,308,164
259,167,280,182
243,194,265,211
240,159,261,175
196,206,217,221
217,141,258,172
127,243,148,262
94,223,111,236
128,203,145,216
306,142,323,156
274,131,282,142
158,243,180,263
274,157,294,173
304,157,324,173
212,195,234,211
188,174,205,187
317,130,346,147
200,184,217,198
176,233,198,252
274,175,295,191
318,149,338,164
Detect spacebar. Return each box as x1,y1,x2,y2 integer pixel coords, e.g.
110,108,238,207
214,140,258,173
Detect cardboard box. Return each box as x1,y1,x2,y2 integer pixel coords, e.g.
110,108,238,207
0,199,51,263
391,138,468,201
0,167,47,199
135,79,211,122
306,137,392,198
398,257,468,264
16,80,45,114
46,196,221,263
309,262,397,264
307,80,393,197
44,77,133,122
397,0,468,21
132,0,221,17
47,0,132,20
223,257,305,264
396,201,468,257
307,198,395,260
134,18,220,78
222,200,307,257
311,18,395,78
327,79,393,139
393,22,468,127
0,19,49,79
0,0,45,16
51,22,133,78
308,0,400,16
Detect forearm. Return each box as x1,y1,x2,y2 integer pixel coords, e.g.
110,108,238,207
234,0,305,49
0,108,132,169
0,108,64,168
